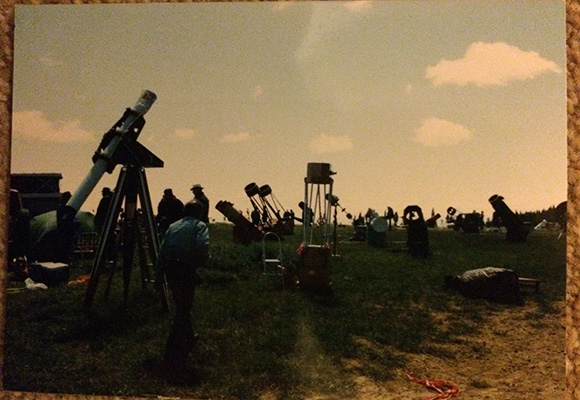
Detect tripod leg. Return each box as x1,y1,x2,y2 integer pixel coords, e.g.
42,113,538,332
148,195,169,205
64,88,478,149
136,213,149,290
121,166,140,306
103,254,116,300
137,167,171,312
137,167,160,255
84,167,127,312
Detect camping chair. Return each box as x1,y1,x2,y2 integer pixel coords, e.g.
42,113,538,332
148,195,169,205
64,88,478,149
261,231,286,289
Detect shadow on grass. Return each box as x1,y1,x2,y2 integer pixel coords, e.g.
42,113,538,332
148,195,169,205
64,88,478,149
3,226,565,399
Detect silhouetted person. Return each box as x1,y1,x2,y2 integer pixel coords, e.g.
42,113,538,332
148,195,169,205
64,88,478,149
386,206,394,230
251,209,261,226
157,188,184,237
94,187,114,234
56,191,72,224
297,201,313,225
157,200,209,371
404,205,429,257
190,184,209,224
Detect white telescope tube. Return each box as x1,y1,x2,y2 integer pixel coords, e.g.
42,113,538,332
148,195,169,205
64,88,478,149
66,90,157,213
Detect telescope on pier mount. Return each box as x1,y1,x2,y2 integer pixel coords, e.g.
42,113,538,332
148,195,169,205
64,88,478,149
297,162,336,293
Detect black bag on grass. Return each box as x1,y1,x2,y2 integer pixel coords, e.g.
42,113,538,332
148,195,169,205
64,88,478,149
444,267,523,305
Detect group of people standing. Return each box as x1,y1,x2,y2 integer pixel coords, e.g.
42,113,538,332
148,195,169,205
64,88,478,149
157,184,210,236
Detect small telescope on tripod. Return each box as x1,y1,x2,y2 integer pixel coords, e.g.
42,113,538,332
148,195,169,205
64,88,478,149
61,90,167,312
22,91,169,313
81,90,167,312
325,193,352,220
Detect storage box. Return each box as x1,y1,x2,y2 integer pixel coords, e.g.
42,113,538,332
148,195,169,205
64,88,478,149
299,245,331,290
29,262,70,286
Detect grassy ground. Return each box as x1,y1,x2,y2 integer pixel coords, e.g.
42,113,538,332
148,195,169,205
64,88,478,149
3,223,565,399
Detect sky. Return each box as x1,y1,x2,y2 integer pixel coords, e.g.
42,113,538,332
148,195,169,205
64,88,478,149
10,1,566,225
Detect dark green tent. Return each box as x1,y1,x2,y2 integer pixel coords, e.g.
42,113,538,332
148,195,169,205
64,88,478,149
28,210,96,263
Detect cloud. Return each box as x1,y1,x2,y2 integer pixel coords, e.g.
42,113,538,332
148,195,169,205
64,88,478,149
296,3,366,62
12,110,94,143
310,133,353,154
426,41,562,87
174,128,197,139
221,131,252,144
413,118,473,147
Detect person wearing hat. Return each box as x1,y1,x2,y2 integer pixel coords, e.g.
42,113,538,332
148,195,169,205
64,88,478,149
157,188,184,237
190,184,209,224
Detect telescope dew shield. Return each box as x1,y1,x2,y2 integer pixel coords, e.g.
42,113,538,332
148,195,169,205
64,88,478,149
66,90,157,215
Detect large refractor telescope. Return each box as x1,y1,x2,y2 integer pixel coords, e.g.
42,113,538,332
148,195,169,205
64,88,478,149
28,90,161,265
60,90,158,224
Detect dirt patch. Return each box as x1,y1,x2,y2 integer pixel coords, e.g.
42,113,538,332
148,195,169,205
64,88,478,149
287,301,565,400
286,316,356,399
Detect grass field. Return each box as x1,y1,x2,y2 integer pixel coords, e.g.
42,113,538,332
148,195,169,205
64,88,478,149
3,223,565,399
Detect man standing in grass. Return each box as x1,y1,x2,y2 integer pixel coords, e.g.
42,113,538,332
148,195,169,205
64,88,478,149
156,188,184,237
157,200,209,370
190,184,210,224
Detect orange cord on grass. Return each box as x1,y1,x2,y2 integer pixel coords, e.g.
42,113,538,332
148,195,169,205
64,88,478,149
406,371,460,400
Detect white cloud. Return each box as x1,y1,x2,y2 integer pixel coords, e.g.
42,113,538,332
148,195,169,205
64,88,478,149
414,118,473,147
174,128,197,139
310,133,353,154
296,3,365,62
221,131,252,144
426,41,562,87
12,110,94,143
